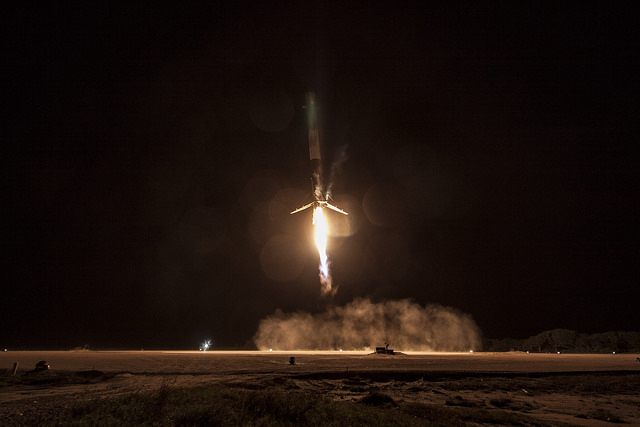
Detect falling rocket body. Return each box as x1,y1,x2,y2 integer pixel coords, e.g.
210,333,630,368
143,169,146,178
291,92,348,218
306,91,322,179
292,91,346,295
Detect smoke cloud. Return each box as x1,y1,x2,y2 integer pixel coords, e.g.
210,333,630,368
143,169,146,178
254,298,482,351
326,144,349,199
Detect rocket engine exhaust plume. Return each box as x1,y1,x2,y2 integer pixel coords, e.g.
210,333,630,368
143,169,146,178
313,206,333,295
254,298,482,351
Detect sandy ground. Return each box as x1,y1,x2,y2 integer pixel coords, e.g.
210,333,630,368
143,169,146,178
1,351,639,426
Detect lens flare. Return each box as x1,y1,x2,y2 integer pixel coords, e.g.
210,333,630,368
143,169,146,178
313,207,333,294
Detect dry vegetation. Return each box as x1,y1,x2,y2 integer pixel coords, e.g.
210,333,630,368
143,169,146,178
2,364,639,426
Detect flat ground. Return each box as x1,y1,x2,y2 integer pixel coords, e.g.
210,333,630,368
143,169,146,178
1,351,639,426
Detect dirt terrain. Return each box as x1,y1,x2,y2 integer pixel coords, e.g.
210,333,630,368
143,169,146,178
1,351,639,425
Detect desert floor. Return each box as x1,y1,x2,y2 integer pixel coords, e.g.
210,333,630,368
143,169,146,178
1,350,639,426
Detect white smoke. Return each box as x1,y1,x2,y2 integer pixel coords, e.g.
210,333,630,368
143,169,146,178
254,298,482,351
325,144,348,199
312,170,324,200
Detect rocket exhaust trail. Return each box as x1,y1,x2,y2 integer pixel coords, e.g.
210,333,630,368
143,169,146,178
313,206,331,294
290,92,347,295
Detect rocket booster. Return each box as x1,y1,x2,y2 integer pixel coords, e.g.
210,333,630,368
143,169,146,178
306,91,322,164
306,91,323,201
306,91,322,201
290,92,348,217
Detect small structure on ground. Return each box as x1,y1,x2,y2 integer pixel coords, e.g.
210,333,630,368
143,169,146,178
375,343,395,355
34,361,50,371
23,360,54,376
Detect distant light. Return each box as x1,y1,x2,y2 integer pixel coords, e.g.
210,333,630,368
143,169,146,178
200,339,211,351
269,348,273,352
613,351,616,354
557,351,561,354
526,351,530,354
469,350,473,353
339,349,343,352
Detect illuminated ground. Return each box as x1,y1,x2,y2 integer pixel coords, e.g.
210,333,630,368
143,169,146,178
1,351,639,425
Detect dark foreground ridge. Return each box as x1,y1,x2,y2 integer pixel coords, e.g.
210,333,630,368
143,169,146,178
484,329,640,353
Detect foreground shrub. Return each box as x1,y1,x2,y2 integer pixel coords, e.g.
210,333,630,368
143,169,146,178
59,383,564,427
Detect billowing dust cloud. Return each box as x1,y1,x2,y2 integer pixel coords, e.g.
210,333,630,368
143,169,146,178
254,298,482,351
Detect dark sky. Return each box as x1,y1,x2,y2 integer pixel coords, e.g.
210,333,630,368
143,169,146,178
3,2,638,349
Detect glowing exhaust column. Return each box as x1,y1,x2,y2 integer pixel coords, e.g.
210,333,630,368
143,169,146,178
313,207,331,293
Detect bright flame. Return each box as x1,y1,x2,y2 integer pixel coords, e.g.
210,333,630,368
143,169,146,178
313,207,333,294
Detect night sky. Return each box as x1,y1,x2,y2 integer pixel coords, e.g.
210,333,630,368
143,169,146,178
3,3,638,349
